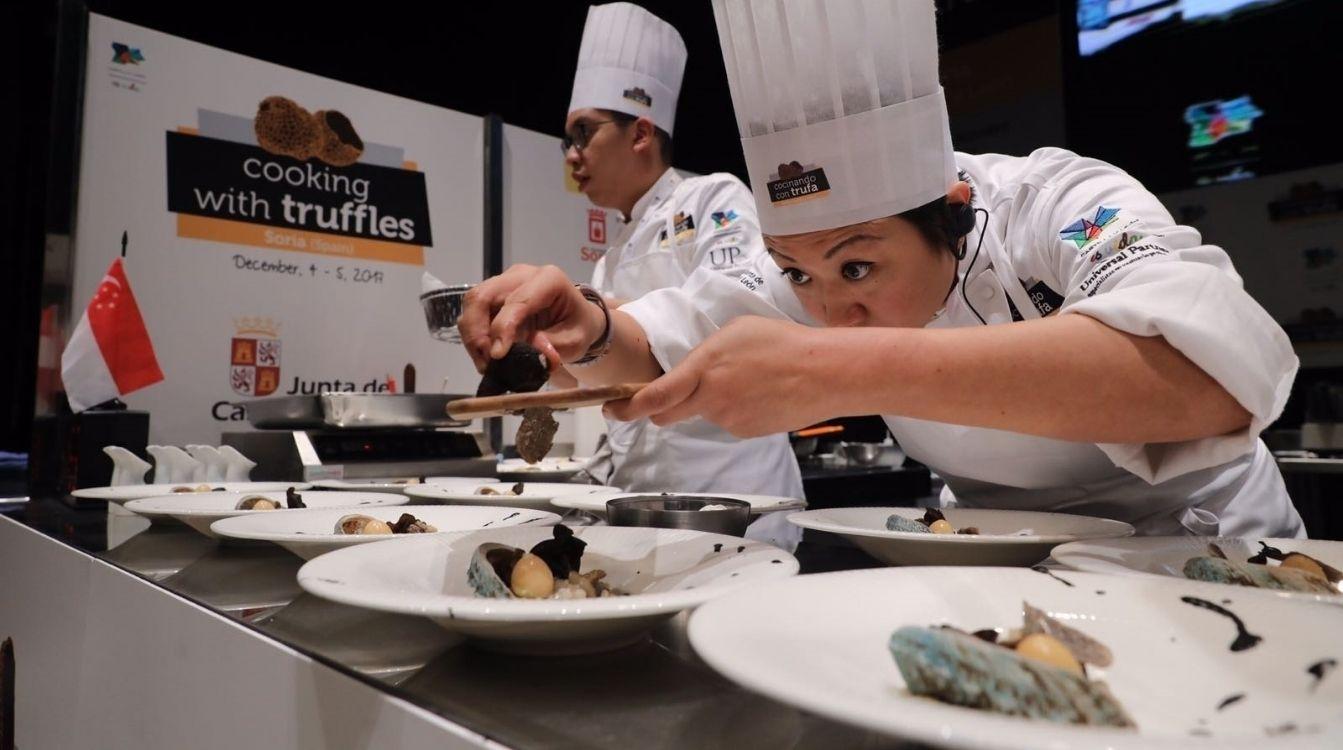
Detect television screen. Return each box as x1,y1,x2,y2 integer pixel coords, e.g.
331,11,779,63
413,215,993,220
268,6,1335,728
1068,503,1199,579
1062,0,1339,191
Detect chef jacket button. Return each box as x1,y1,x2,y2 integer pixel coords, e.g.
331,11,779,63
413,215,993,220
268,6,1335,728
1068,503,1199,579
976,284,996,302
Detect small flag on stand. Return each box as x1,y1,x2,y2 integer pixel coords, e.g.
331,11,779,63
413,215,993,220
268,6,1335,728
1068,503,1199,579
60,233,164,411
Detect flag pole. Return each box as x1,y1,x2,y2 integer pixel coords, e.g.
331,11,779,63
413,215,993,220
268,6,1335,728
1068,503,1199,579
121,230,127,258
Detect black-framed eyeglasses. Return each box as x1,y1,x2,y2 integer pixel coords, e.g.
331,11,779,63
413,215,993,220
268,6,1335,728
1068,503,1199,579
561,119,618,154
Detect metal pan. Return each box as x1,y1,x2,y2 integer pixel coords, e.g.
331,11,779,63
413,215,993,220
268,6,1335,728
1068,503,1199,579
240,394,473,429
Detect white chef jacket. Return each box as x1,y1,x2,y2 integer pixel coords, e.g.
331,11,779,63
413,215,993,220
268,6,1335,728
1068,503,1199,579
620,148,1304,538
587,168,805,518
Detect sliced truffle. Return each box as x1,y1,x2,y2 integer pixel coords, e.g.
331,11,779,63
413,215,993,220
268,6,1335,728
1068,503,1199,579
516,407,559,464
389,512,436,533
285,487,306,509
528,524,586,579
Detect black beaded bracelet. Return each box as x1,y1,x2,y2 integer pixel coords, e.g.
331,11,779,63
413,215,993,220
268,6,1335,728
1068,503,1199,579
572,284,612,365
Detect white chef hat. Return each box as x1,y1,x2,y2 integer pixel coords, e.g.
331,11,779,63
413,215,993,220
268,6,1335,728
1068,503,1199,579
711,0,957,236
569,3,688,136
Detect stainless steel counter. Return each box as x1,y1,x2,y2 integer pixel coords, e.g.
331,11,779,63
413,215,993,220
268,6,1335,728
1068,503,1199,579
11,498,919,750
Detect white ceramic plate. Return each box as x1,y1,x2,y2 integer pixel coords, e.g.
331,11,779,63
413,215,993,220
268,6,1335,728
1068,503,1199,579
1052,537,1343,603
496,457,589,481
71,481,311,505
496,459,585,475
210,506,561,559
310,478,426,493
422,476,501,488
550,491,807,519
403,482,621,513
298,525,799,654
788,507,1134,567
689,566,1343,749
123,491,406,538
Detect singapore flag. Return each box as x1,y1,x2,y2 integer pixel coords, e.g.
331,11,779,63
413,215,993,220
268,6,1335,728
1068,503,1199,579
60,255,164,411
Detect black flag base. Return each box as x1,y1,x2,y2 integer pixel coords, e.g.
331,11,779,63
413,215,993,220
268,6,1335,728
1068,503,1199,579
89,397,129,411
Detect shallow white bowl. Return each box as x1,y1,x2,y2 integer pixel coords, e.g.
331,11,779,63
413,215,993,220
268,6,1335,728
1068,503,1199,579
422,476,501,488
210,505,561,559
496,457,588,481
297,525,799,654
688,566,1343,749
310,478,425,494
788,507,1134,567
123,491,406,538
404,482,620,513
72,481,311,505
1052,536,1342,603
550,491,806,519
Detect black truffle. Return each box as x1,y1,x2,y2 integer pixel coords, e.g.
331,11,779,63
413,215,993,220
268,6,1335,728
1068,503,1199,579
476,343,549,397
529,524,586,579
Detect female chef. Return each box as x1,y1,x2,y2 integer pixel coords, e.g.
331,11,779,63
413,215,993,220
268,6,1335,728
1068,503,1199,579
458,0,1303,537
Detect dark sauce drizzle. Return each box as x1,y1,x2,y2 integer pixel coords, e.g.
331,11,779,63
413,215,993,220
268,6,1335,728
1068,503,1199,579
1180,596,1262,652
1307,658,1337,691
1030,566,1075,587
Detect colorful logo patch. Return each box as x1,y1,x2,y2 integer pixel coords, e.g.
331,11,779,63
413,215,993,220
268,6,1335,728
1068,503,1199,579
710,209,739,229
1059,206,1121,249
230,317,281,397
587,208,607,244
672,212,695,242
1088,230,1143,263
111,43,144,65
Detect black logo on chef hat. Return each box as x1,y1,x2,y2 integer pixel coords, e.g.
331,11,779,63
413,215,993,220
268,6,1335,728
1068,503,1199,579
767,159,831,206
622,87,652,107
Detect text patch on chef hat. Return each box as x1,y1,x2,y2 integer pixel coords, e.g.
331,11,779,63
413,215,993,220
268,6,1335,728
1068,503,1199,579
712,0,957,236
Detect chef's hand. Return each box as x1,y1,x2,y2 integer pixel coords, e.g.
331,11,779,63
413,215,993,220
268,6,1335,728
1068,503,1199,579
605,317,839,437
458,264,605,372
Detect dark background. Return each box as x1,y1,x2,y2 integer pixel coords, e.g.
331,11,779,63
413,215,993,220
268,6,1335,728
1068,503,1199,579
0,0,1057,453
1060,0,1343,193
5,0,1338,455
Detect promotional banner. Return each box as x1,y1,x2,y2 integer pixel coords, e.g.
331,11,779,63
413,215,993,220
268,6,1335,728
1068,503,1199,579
73,14,484,445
